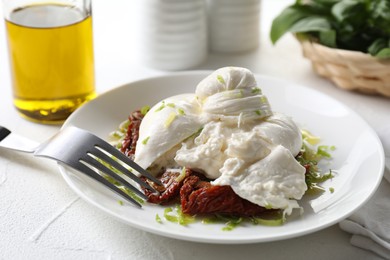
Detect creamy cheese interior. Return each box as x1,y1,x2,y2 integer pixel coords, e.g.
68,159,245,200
134,67,307,215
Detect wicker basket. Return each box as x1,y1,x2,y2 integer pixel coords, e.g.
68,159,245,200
298,39,390,97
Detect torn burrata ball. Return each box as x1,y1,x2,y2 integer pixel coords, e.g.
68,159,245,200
134,67,307,215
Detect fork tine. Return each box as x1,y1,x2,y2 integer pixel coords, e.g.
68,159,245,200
94,139,162,185
74,162,143,207
81,154,148,200
90,147,156,192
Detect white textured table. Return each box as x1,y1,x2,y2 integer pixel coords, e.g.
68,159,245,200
0,1,388,259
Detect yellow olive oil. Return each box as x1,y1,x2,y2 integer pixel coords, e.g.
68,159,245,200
5,3,96,123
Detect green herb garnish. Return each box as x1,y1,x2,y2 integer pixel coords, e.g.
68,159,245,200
222,218,243,231
251,210,286,226
141,105,150,115
297,130,335,192
201,211,285,231
251,87,261,94
202,214,243,231
251,217,284,227
97,158,144,204
142,136,150,145
164,112,177,127
260,96,268,104
156,214,163,224
163,205,195,226
177,108,185,115
109,119,131,149
217,75,225,84
317,145,332,158
155,101,166,112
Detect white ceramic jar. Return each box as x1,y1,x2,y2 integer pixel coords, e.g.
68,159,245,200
207,0,261,53
137,0,208,70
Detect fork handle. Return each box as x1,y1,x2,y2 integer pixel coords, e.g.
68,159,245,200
0,126,38,153
0,126,11,141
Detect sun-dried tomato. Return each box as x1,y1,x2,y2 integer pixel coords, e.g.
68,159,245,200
180,175,269,217
141,168,193,205
121,110,144,159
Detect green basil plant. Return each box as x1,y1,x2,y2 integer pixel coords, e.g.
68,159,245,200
270,0,390,58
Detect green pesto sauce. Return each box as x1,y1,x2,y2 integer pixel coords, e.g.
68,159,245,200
158,205,285,231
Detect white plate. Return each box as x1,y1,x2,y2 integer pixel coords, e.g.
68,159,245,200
60,72,384,244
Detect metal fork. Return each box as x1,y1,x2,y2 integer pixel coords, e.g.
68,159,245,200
0,125,160,207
